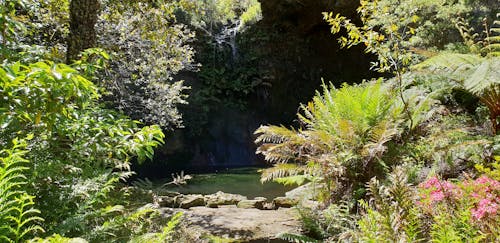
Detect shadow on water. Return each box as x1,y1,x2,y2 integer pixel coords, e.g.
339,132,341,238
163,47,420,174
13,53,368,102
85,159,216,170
165,167,296,199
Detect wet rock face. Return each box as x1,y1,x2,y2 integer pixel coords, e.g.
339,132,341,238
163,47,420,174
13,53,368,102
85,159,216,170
259,0,358,34
143,0,375,173
179,194,206,209
253,0,375,124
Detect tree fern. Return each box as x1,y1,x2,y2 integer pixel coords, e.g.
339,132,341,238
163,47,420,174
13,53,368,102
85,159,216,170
0,139,44,242
414,14,500,134
414,53,500,134
255,81,405,200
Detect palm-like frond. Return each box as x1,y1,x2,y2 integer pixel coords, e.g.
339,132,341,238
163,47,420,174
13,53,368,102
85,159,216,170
363,121,399,160
464,58,500,95
254,125,300,144
484,13,500,56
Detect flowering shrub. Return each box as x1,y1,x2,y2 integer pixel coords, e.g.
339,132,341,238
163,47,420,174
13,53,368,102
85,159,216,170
467,176,500,220
418,175,500,240
419,176,499,219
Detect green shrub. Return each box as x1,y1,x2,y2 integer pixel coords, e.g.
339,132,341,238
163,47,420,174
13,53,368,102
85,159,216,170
0,59,165,239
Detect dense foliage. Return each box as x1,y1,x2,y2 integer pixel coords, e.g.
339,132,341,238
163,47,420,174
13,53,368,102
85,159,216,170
0,0,190,241
1,0,499,241
256,0,500,242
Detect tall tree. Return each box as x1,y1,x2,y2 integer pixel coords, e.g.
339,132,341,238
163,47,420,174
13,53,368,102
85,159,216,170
67,0,100,62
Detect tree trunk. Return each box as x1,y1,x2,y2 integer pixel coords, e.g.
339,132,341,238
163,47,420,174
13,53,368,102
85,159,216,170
66,0,100,63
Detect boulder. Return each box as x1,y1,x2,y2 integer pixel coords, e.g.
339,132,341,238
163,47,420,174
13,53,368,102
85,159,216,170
154,195,178,208
237,197,267,209
205,200,220,208
179,194,205,209
204,191,247,207
273,197,298,208
285,182,324,201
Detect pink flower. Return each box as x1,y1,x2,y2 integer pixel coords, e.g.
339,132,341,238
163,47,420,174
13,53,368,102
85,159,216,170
442,181,456,190
475,176,490,184
421,177,440,189
475,176,500,188
472,198,498,220
471,207,486,220
430,190,445,202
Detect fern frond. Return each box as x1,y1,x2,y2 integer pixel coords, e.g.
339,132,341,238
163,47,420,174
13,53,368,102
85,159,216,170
273,175,311,186
260,163,305,183
131,178,155,190
363,121,399,159
413,53,482,78
463,57,500,95
0,141,44,241
277,232,320,243
254,125,299,144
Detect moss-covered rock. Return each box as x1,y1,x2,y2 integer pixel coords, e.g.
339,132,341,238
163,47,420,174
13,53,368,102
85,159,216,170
179,194,206,209
273,197,298,208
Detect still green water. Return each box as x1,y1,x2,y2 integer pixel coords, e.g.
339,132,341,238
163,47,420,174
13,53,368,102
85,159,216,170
168,167,296,199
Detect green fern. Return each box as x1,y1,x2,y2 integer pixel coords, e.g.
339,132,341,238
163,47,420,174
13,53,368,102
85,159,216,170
277,232,320,243
355,167,426,242
414,53,500,134
255,80,405,201
273,175,311,186
27,234,88,243
0,139,44,242
484,13,500,56
259,163,307,183
129,212,183,243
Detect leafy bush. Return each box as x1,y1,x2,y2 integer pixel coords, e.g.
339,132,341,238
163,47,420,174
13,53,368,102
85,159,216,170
0,59,166,239
0,1,199,240
96,1,196,129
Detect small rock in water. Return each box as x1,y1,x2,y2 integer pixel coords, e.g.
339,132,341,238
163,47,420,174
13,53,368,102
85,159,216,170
205,199,219,208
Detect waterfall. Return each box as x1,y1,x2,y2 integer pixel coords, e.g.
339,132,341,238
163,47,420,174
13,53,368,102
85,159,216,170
214,19,241,63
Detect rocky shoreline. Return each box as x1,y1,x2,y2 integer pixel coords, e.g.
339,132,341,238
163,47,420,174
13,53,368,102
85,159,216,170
150,183,322,242
154,191,299,210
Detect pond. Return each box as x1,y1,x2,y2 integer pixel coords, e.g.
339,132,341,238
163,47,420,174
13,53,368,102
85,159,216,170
166,167,296,199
